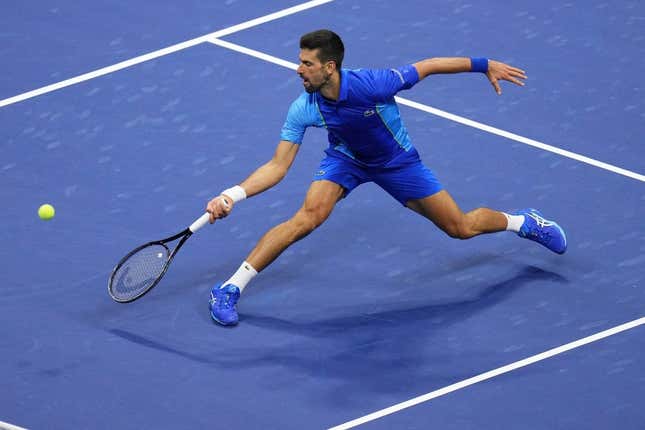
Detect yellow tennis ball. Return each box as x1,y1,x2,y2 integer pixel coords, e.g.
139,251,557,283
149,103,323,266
38,204,55,220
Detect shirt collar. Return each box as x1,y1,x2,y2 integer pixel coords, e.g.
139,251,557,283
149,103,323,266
317,69,348,103
337,69,348,102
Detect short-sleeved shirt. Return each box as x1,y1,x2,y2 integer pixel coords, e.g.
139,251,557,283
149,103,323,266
280,65,420,167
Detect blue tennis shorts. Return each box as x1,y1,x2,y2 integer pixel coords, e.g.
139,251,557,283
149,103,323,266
313,149,443,206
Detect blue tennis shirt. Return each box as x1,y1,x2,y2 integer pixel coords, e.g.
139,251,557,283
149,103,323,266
280,64,420,167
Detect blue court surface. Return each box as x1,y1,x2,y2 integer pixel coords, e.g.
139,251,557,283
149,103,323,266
1,1,644,429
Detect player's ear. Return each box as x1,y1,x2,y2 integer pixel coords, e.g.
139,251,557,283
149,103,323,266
325,60,337,73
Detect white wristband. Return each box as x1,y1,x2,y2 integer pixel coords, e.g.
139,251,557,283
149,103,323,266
221,185,247,203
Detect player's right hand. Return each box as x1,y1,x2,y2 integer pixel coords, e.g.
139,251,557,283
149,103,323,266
206,195,233,223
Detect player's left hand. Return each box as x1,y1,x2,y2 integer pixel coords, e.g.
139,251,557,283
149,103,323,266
486,60,527,95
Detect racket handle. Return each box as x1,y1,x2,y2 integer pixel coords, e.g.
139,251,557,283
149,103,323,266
189,212,211,233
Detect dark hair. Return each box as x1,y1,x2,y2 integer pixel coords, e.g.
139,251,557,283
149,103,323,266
299,29,344,69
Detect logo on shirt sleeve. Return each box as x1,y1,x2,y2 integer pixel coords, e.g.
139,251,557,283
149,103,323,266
391,68,405,84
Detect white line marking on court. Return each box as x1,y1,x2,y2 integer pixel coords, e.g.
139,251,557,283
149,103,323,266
2,0,642,184
210,0,334,39
394,98,645,183
209,38,298,71
207,38,645,183
0,421,28,430
328,316,645,430
0,0,333,108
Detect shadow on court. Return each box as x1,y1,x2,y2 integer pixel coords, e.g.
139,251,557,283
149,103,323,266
242,265,567,334
106,264,567,402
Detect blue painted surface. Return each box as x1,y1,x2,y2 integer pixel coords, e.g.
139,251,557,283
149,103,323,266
1,1,644,429
358,327,645,430
0,0,298,98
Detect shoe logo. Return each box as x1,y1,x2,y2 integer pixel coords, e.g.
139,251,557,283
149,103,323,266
363,109,375,117
527,212,554,228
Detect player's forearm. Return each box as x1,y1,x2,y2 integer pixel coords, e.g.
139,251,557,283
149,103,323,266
239,160,288,198
210,142,297,219
413,57,478,80
234,140,299,199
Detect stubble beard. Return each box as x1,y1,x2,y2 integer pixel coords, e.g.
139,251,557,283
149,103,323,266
303,71,332,94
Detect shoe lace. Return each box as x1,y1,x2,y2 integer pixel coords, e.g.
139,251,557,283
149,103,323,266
526,213,555,243
210,286,239,310
531,228,551,244
210,291,231,309
221,292,234,309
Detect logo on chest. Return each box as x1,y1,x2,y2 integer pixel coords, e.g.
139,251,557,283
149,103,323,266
363,109,376,117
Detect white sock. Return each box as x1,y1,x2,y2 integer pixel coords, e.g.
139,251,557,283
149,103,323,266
223,261,258,293
503,213,525,233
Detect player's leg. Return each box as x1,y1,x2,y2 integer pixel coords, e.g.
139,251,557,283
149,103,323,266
406,190,508,239
408,192,567,253
372,156,501,238
373,153,567,253
209,179,347,326
246,179,344,271
210,153,367,326
373,157,500,238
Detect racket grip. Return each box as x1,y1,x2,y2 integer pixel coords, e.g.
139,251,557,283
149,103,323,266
189,212,211,233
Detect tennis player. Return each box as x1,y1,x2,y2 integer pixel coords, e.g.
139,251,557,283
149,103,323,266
205,29,567,326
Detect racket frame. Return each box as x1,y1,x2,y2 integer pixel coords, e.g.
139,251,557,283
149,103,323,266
108,228,193,303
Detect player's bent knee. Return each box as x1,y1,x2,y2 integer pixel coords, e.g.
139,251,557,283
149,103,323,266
290,208,327,237
442,220,474,240
443,225,463,239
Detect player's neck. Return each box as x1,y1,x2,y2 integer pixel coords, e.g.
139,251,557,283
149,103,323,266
320,71,341,101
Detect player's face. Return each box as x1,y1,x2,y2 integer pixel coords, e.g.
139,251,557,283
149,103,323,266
297,48,333,93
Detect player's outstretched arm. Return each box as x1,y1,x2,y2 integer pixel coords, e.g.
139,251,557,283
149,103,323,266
412,57,527,95
206,140,300,223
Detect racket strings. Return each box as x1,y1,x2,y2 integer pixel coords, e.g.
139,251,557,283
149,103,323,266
111,244,169,301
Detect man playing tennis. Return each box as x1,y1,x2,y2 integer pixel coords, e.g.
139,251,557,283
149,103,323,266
205,29,567,326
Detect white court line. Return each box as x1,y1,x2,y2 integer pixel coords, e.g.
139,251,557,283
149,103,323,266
328,316,645,430
210,38,298,71
395,98,645,183
0,421,28,430
0,0,333,108
207,38,645,183
2,0,642,183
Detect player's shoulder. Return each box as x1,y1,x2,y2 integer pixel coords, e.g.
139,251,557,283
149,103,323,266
342,68,374,92
345,65,419,99
288,91,316,110
346,66,393,77
285,91,320,124
344,67,377,83
343,67,395,98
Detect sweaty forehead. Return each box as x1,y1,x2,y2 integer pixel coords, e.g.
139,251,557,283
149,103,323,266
299,48,321,63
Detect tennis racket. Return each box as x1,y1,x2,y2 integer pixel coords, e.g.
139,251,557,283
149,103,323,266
108,212,213,303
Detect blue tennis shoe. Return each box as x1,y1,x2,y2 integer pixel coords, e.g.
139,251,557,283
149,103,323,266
513,208,567,254
209,283,240,326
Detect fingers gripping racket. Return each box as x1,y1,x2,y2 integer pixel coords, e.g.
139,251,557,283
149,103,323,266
108,212,212,303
